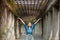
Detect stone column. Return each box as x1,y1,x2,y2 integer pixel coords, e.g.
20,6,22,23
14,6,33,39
6,12,15,40
58,1,60,40
0,7,15,40
43,14,48,40
34,20,42,39
0,8,8,40
51,7,59,40
43,11,52,40
14,17,20,40
58,11,60,40
47,12,52,40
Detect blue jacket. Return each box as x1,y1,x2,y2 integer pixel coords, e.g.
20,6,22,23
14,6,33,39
24,24,36,35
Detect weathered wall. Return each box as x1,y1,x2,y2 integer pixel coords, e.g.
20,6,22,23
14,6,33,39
58,13,60,40
14,18,20,39
43,7,59,40
43,12,52,40
0,8,15,40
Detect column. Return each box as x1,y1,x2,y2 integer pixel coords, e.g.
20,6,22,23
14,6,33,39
51,7,59,40
58,11,60,40
43,11,52,40
0,7,15,40
43,14,48,40
14,17,20,40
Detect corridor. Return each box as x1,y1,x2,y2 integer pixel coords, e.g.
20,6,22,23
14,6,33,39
0,0,59,40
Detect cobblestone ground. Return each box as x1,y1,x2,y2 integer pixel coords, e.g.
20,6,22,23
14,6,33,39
16,35,42,40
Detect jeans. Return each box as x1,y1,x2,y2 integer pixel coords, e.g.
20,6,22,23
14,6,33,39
25,34,34,40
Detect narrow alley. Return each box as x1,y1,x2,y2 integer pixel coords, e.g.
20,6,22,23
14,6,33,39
0,0,59,40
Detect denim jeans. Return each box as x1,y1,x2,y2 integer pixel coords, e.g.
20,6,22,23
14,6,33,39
25,34,34,40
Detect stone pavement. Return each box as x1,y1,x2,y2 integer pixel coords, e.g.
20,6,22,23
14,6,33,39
16,34,42,40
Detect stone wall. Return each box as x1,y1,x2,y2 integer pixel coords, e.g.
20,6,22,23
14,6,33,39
43,7,59,40
59,11,60,40
14,18,20,39
0,7,15,40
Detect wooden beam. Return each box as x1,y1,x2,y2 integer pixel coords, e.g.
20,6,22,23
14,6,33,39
45,0,57,12
36,0,57,19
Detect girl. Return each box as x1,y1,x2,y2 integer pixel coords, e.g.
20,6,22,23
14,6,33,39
18,18,41,40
